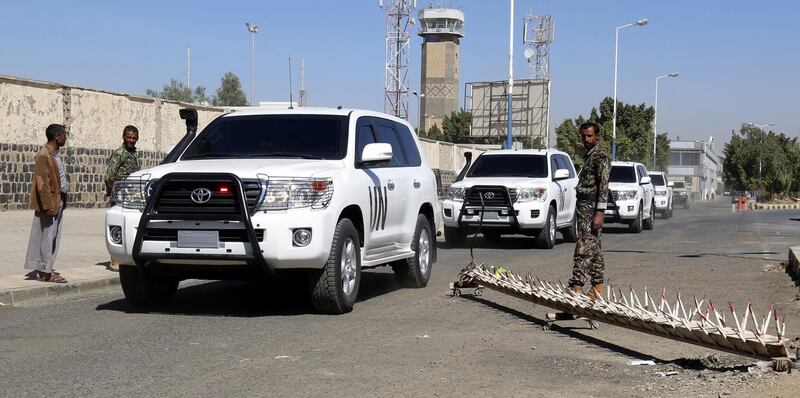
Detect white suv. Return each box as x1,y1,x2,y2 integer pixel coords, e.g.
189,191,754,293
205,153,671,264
648,171,673,219
106,108,440,314
606,161,655,233
441,149,578,249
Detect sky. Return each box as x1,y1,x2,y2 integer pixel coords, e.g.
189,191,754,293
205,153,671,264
1,0,798,148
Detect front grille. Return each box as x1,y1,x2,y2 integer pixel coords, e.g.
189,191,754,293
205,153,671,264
465,186,515,207
153,178,262,215
143,229,265,242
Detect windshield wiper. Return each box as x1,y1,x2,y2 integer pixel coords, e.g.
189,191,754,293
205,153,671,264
245,152,324,160
182,152,241,159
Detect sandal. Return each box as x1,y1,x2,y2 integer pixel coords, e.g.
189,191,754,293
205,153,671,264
36,272,67,283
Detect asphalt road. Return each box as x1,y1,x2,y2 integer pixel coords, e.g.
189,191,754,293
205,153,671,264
2,199,800,397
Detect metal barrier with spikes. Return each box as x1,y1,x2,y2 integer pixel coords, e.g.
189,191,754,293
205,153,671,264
454,261,791,361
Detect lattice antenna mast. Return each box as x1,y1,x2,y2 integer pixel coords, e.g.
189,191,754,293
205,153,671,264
523,15,554,80
380,0,416,119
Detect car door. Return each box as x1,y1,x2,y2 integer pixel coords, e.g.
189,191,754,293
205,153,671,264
637,165,654,215
354,117,395,253
394,121,426,243
555,154,578,224
371,118,411,250
549,155,567,223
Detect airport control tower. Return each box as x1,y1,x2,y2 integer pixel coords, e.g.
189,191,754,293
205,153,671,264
418,6,464,132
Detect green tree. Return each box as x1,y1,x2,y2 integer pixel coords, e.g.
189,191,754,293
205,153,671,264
212,72,248,106
425,124,443,140
441,109,472,143
146,79,208,104
722,124,800,198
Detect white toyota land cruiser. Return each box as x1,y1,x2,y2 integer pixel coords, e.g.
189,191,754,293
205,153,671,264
648,171,673,219
441,149,579,249
606,161,655,233
106,108,440,314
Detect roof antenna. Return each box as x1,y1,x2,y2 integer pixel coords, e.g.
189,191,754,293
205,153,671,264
288,56,294,109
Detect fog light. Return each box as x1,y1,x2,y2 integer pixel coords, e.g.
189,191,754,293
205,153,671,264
109,225,123,244
292,228,312,247
499,210,508,216
628,206,635,212
466,209,475,215
444,209,452,217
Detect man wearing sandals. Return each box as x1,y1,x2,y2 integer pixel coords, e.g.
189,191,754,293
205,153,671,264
104,125,140,272
24,124,69,283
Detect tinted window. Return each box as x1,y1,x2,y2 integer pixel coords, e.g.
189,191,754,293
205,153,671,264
673,181,686,189
375,122,405,167
182,115,347,160
636,165,649,181
550,156,558,179
649,174,666,186
610,165,637,183
394,121,422,166
355,119,376,163
467,155,548,178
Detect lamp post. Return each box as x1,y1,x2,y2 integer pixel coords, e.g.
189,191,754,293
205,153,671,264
506,0,514,150
744,121,775,189
246,22,259,106
412,91,425,130
612,18,648,161
653,72,678,169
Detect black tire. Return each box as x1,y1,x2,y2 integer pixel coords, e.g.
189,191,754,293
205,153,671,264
628,204,643,233
684,200,689,209
119,264,179,308
309,218,361,314
561,213,578,243
643,202,655,230
393,215,433,288
444,226,466,248
482,230,502,243
535,206,557,249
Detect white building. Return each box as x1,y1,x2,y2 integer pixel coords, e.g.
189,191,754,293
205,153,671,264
668,139,721,200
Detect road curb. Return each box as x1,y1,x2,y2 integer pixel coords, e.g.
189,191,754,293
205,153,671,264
0,275,119,307
755,203,800,210
788,247,800,285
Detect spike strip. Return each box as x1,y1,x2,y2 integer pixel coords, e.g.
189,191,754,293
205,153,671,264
454,262,789,361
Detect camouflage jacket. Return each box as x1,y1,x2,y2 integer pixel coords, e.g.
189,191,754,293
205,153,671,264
105,145,140,193
575,144,611,210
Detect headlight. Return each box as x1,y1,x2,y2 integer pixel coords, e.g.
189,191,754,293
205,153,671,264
446,187,465,201
517,187,547,202
112,175,151,210
655,191,667,196
615,190,638,201
258,176,333,211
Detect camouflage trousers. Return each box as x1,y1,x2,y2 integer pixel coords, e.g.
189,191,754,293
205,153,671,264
569,199,605,287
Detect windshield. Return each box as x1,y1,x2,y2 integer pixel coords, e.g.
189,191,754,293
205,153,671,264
673,181,686,189
467,154,548,178
610,165,637,183
649,174,666,186
181,115,348,160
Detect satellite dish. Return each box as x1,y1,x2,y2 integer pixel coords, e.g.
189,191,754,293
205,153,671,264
523,48,535,59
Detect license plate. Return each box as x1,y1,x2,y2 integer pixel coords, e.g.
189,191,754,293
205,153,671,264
177,230,219,248
481,211,499,220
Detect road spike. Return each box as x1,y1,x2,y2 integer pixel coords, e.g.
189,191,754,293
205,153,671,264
643,286,649,308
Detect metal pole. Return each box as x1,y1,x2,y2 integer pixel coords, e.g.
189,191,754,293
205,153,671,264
653,76,659,169
506,0,514,150
251,31,255,105
612,26,620,161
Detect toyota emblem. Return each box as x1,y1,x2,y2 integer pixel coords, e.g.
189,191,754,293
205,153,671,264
483,192,495,200
190,187,212,204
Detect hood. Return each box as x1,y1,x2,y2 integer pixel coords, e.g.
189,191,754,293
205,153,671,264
609,182,640,192
453,176,551,189
130,158,345,180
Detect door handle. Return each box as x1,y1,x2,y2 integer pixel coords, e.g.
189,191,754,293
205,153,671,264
387,181,395,190
413,180,421,189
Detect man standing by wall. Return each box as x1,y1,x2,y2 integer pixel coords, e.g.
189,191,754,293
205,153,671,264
105,125,140,271
24,124,69,283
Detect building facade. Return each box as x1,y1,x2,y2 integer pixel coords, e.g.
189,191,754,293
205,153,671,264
418,7,464,132
668,140,721,200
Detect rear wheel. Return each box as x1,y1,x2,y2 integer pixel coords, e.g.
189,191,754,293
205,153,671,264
309,218,361,314
444,226,466,248
628,204,643,233
684,200,690,209
643,202,655,230
120,264,179,308
393,215,433,288
535,206,557,249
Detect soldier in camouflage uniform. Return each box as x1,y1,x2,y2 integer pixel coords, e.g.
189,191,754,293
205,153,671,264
569,121,610,299
104,125,140,271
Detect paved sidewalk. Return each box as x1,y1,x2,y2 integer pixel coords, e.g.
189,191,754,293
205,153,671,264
0,208,118,305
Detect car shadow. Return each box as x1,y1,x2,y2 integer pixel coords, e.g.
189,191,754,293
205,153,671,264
95,270,401,317
436,235,571,250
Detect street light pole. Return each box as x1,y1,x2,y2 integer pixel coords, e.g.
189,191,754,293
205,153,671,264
246,22,259,106
506,0,514,149
412,91,425,130
653,72,678,169
612,18,648,161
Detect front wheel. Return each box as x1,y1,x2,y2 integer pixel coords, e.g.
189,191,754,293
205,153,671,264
684,200,690,209
309,218,361,314
393,215,433,288
643,202,655,230
561,213,578,243
628,204,643,233
535,206,557,249
119,264,179,308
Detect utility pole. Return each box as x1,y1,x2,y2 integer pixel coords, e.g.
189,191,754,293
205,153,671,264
506,0,514,149
246,22,259,106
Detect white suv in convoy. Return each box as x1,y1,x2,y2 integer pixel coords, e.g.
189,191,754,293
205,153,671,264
106,108,440,314
648,171,673,218
606,161,655,233
441,149,579,249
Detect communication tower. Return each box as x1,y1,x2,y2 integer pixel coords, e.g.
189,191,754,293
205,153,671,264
380,0,416,120
522,15,553,80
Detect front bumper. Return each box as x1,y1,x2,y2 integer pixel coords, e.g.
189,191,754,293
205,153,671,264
654,196,670,210
441,199,548,229
604,199,640,221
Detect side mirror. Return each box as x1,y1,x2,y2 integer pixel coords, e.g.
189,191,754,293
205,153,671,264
640,176,652,185
554,169,570,181
360,143,393,163
667,181,674,187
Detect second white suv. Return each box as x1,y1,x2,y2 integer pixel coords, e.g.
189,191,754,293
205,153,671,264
106,108,440,314
648,171,673,218
441,149,579,249
605,161,655,233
